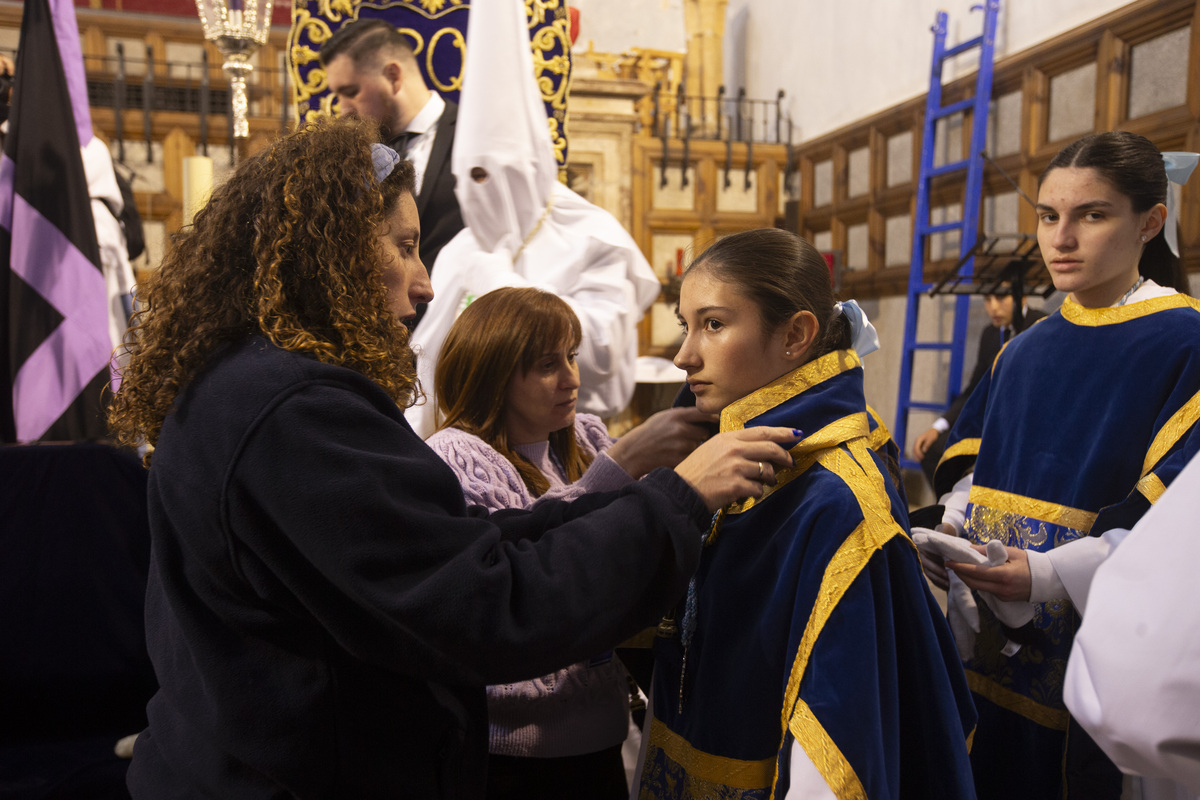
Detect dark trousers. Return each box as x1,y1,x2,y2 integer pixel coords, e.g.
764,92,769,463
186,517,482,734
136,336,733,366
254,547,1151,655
920,429,950,490
486,744,628,800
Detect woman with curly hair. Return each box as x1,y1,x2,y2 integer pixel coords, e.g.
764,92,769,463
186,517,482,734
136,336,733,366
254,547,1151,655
108,117,800,799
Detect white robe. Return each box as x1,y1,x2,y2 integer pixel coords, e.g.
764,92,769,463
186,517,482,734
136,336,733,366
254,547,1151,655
1064,450,1200,800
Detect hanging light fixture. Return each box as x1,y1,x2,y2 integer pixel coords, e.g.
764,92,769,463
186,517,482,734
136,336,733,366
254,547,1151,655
194,0,272,138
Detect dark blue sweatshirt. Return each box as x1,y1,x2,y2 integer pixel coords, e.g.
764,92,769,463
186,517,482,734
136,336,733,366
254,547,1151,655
129,337,706,799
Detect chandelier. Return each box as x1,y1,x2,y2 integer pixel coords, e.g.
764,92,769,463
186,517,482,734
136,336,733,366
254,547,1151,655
194,0,273,138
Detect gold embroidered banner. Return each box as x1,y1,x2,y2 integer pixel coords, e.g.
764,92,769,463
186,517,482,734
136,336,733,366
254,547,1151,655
287,0,571,169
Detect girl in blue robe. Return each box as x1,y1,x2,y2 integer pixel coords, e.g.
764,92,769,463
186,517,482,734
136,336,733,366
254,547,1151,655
637,228,977,800
933,131,1200,800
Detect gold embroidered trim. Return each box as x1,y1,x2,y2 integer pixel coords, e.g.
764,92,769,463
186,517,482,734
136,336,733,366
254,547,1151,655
865,405,891,452
720,350,861,433
940,437,980,465
783,699,867,800
968,485,1096,533
964,670,1069,731
1059,293,1200,327
775,444,903,798
726,413,869,516
1136,472,1166,504
1141,387,1200,477
646,716,776,790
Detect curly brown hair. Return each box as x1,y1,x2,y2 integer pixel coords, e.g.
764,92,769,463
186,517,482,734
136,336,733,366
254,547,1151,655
108,117,419,463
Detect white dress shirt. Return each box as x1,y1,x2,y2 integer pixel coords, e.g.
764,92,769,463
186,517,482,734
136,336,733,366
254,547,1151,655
399,91,444,196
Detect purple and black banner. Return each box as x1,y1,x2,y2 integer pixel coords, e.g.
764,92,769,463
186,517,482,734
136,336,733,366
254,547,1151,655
1,0,110,443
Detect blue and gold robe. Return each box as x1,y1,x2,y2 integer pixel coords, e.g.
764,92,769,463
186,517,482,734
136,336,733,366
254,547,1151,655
936,295,1200,799
641,350,976,800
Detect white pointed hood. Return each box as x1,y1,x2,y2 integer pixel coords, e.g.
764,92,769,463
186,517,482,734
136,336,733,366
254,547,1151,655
407,0,661,439
451,0,556,255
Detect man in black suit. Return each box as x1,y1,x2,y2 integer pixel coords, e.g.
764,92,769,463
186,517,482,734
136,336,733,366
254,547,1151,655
913,291,1047,488
320,19,462,327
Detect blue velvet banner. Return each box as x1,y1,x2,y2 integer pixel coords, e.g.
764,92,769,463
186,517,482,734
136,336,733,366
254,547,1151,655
286,0,571,169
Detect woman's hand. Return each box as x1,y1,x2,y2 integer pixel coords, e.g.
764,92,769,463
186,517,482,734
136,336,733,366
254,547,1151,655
674,427,800,512
946,546,1032,602
606,407,717,478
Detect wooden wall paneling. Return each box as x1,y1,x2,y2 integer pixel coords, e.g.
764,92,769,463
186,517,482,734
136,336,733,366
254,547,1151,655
1190,2,1200,121
867,203,885,273
631,137,656,249
145,32,168,77
161,127,193,233
869,126,887,206
1021,66,1049,166
1112,1,1194,43
832,142,848,206
760,158,779,223
83,27,107,72
799,153,815,211
1096,30,1128,131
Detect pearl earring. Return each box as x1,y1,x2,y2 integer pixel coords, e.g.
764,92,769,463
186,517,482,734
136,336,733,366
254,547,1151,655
786,350,791,356
1141,235,1147,242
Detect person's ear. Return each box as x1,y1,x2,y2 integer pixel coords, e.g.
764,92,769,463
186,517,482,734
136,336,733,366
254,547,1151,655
383,61,403,92
1139,202,1167,243
781,310,819,363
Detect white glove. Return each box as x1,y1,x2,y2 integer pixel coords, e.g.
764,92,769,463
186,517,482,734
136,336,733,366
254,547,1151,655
915,529,1033,640
913,528,1006,566
946,571,979,662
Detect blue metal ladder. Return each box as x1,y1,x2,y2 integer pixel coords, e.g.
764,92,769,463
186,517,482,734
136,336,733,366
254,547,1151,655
894,0,1001,471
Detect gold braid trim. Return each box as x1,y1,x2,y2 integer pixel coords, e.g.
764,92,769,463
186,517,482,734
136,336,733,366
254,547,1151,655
964,670,1069,731
720,350,861,433
719,351,867,516
967,485,1097,533
1059,293,1200,327
940,437,980,465
773,443,905,799
1141,386,1200,477
645,717,776,790
1136,472,1167,504
726,413,868,516
864,405,892,453
782,700,867,800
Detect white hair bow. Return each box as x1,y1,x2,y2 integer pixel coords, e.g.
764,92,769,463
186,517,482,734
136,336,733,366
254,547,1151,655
1162,152,1199,257
834,299,880,358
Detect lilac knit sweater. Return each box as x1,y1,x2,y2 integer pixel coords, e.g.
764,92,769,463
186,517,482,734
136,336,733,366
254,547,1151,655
425,414,635,758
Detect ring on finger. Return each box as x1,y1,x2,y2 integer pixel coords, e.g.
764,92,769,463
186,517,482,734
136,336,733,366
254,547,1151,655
757,461,764,480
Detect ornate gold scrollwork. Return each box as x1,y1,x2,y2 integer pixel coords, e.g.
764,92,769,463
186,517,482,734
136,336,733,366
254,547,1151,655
291,45,320,66
414,0,463,14
524,0,559,28
426,27,465,92
318,0,355,23
396,27,425,56
289,7,345,114
528,10,570,172
360,0,465,21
